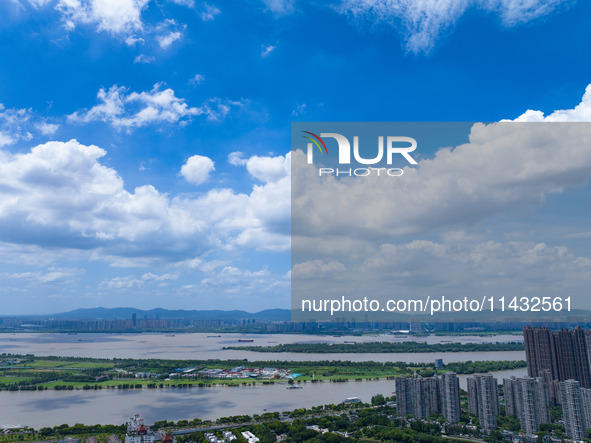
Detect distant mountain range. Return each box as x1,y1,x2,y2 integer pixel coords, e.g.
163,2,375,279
45,307,291,321
7,306,591,323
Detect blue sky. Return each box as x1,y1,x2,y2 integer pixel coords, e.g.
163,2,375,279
1,0,591,315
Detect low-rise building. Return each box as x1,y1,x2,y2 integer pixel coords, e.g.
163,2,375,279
124,414,175,443
241,431,259,442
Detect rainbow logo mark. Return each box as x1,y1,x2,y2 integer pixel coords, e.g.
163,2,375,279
303,131,328,155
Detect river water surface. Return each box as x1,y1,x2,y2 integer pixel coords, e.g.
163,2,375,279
0,332,523,363
0,332,525,428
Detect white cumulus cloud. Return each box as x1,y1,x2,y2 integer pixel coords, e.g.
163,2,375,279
510,84,591,122
246,154,290,183
36,1,193,46
292,122,591,241
68,83,237,129
0,139,291,264
56,0,149,34
180,154,215,185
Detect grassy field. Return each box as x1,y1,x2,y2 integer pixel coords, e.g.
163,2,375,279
17,360,114,369
0,376,32,383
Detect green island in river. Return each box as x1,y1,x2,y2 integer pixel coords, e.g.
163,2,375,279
0,353,525,391
223,341,525,353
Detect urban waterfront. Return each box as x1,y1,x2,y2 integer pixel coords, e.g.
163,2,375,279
0,332,528,429
0,368,528,428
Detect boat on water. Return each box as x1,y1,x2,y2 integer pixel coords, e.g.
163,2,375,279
238,339,254,342
287,386,303,389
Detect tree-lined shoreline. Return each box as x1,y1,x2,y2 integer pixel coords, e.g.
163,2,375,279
224,341,525,353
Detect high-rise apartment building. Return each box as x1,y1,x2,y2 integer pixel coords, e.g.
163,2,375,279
503,376,550,435
560,379,587,441
524,326,557,379
581,387,591,431
395,372,460,424
467,374,499,430
503,376,517,417
396,376,440,419
441,372,461,424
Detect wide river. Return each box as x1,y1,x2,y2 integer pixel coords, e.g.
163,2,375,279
0,332,523,363
0,332,525,428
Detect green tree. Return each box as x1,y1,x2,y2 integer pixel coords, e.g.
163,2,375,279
371,394,386,405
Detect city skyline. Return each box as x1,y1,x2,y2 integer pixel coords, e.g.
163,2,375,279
1,1,591,314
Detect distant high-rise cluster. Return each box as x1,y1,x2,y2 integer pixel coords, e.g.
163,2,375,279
394,326,591,439
523,326,591,387
514,326,591,439
395,371,553,437
395,372,460,423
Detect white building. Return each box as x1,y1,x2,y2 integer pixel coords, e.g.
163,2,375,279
124,414,174,443
241,431,260,442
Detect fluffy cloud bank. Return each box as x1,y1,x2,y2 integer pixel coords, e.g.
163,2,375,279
293,231,591,311
292,122,591,242
291,85,591,313
293,84,591,241
0,140,290,266
246,154,290,183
